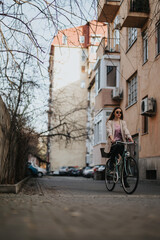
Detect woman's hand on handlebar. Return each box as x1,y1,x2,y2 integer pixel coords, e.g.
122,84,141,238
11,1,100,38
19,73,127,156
109,135,115,144
111,139,116,144
128,138,134,143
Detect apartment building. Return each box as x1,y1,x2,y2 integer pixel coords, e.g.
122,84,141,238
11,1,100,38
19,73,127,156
95,0,160,180
48,21,107,171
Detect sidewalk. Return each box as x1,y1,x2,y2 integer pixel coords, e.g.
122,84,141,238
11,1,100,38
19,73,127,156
136,179,160,196
0,177,160,240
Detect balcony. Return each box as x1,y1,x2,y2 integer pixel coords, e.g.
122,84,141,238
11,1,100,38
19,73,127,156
96,37,120,59
97,0,120,23
121,0,150,28
96,37,107,58
105,38,120,53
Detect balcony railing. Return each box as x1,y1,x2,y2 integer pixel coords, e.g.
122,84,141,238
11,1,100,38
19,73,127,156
96,37,120,58
121,0,150,28
96,37,107,58
130,0,150,14
105,38,120,53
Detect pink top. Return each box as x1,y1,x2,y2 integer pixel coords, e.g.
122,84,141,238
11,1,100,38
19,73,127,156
114,122,123,141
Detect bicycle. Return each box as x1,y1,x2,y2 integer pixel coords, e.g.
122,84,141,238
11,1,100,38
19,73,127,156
101,141,139,194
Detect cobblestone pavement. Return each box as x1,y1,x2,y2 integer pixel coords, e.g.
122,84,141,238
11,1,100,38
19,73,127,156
0,176,160,240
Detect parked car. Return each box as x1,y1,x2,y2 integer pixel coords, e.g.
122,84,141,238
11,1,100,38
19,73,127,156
70,167,82,176
52,170,60,176
83,166,94,178
36,165,47,176
59,166,69,176
28,162,47,177
93,164,105,180
67,166,76,176
93,165,102,173
28,163,38,176
98,165,105,172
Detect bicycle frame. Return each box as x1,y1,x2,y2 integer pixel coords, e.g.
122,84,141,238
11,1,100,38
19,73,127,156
112,141,135,183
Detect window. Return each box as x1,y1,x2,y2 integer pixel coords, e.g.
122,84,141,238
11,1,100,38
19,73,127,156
106,66,116,87
106,111,111,118
81,66,85,72
94,110,112,145
128,74,137,106
80,36,85,44
95,58,119,93
81,50,86,61
90,46,98,53
62,35,67,45
114,16,120,47
98,65,100,90
128,28,137,48
142,30,148,63
95,72,98,95
95,64,101,95
156,21,160,55
91,35,101,45
114,30,120,47
142,115,148,134
94,120,102,144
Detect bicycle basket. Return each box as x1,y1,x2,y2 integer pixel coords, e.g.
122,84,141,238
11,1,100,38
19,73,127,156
100,148,110,158
126,144,135,158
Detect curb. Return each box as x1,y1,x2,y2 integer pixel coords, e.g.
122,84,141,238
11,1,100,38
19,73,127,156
0,176,30,194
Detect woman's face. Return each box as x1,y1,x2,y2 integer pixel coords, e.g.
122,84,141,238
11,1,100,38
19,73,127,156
114,108,122,119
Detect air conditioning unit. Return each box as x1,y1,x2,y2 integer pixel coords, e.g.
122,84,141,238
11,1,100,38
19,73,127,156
111,87,123,100
141,97,156,116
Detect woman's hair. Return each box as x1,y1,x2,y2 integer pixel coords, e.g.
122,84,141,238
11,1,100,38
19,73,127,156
108,107,123,121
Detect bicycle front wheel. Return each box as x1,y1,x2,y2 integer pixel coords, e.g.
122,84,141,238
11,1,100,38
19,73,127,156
122,157,139,194
105,159,115,191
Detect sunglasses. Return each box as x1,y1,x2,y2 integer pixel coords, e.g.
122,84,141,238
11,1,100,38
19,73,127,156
115,111,122,114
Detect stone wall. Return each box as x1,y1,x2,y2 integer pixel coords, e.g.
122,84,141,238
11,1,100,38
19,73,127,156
0,96,11,180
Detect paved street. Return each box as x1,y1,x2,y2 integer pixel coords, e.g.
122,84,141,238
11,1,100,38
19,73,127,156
0,176,160,240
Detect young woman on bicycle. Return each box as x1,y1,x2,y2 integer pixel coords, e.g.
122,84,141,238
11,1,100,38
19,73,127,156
104,107,133,171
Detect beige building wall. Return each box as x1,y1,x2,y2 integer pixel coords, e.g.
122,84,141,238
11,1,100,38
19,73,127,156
97,0,160,179
48,21,108,171
50,141,86,170
49,46,88,171
118,0,160,179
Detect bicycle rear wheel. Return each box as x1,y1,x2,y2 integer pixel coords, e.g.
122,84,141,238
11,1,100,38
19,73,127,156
105,159,115,191
122,157,139,194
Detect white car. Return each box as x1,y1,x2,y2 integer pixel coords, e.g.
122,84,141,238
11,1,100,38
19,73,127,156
36,166,47,176
32,163,47,177
83,166,94,178
59,166,69,176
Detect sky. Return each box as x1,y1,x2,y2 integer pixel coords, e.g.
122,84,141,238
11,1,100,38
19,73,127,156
27,0,98,133
0,0,97,133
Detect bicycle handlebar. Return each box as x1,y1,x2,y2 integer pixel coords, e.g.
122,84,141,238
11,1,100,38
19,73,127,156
114,141,135,145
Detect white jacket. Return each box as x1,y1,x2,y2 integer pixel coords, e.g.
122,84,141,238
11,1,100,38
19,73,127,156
104,120,132,153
